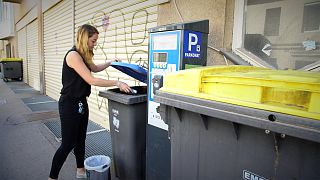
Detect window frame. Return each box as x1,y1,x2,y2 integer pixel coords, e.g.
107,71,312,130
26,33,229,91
232,0,276,69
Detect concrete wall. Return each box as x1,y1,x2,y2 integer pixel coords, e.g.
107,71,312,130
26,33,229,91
12,0,236,63
0,40,6,58
13,0,61,25
14,0,39,59
157,0,235,65
8,38,16,57
15,0,38,23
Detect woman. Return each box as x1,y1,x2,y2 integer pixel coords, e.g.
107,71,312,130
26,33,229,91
48,24,131,180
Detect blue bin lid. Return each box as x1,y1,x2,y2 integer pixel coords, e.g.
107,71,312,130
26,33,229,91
111,62,148,83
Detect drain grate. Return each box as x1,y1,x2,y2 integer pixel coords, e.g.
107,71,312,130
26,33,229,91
44,119,106,139
24,111,59,122
44,118,113,159
26,102,58,112
12,88,39,94
22,95,55,104
44,118,62,138
7,82,30,90
84,131,113,159
21,95,58,112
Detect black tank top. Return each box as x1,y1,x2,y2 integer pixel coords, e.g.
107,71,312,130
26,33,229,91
60,46,91,99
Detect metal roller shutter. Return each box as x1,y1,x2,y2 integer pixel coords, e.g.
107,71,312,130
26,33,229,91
17,27,28,83
26,19,40,91
43,0,73,100
74,0,158,128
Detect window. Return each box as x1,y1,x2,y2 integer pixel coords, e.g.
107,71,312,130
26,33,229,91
264,8,281,36
302,2,320,32
233,0,320,70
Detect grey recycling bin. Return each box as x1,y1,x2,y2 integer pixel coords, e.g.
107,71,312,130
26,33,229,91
153,66,320,180
98,86,147,180
0,58,23,82
155,91,320,180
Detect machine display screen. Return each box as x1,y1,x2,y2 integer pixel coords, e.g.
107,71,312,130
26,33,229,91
152,34,177,50
153,52,168,62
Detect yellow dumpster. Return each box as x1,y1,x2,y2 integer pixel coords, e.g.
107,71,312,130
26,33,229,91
160,65,320,120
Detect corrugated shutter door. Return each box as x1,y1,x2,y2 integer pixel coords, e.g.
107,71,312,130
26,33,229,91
43,0,73,100
74,0,158,127
26,19,40,91
17,27,27,83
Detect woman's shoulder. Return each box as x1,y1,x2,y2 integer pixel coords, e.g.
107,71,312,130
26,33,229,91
66,46,78,54
66,50,82,61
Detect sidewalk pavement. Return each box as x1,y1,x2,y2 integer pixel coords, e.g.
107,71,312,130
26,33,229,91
0,80,79,180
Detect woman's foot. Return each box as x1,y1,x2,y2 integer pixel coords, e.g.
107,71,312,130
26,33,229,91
76,168,87,179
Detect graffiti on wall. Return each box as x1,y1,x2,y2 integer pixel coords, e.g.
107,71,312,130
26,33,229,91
89,8,150,111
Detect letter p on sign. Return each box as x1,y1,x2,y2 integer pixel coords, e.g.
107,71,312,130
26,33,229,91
188,33,198,51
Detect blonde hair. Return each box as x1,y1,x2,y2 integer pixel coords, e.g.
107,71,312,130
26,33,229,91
76,24,99,66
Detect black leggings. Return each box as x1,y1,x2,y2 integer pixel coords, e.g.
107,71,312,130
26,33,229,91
49,97,89,179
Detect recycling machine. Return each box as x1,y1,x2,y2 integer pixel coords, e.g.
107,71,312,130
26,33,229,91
146,20,209,180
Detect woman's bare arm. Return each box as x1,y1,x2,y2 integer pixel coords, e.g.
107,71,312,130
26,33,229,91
66,51,131,93
89,60,114,72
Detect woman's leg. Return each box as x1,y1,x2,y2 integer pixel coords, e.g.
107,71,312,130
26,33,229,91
49,99,81,179
74,99,89,169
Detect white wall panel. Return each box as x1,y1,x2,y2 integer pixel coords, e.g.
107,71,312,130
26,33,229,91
17,27,28,83
26,19,40,91
74,0,158,128
43,0,73,100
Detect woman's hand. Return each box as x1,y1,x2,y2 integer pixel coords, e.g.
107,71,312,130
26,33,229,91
116,81,131,93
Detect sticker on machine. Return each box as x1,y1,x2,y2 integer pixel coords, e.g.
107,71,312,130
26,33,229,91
183,30,202,59
148,101,168,131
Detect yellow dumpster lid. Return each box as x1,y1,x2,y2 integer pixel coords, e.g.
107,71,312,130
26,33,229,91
160,65,320,120
0,58,23,62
